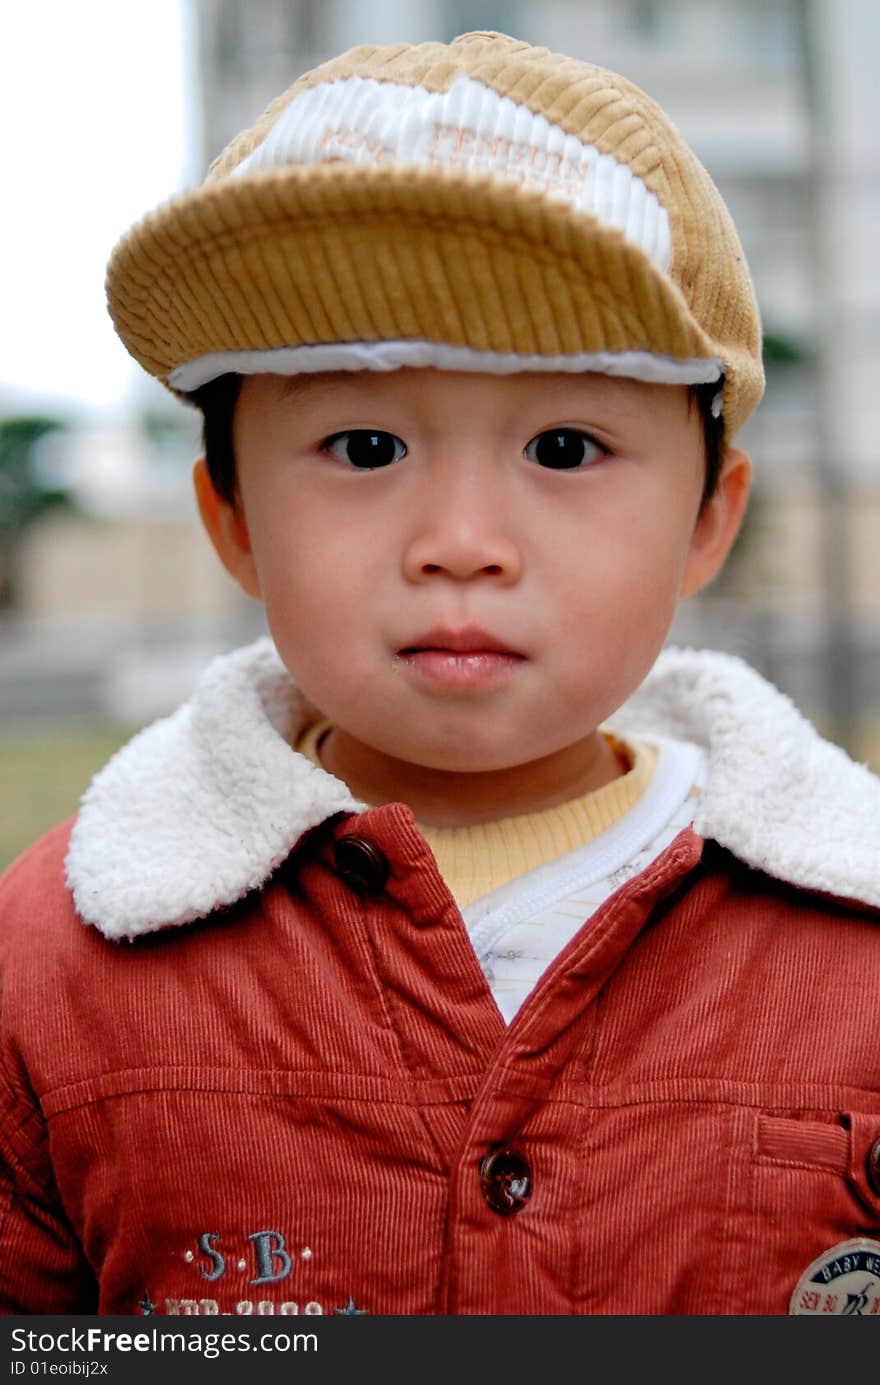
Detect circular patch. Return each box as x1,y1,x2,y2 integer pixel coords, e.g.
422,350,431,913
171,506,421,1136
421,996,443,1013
789,1238,880,1315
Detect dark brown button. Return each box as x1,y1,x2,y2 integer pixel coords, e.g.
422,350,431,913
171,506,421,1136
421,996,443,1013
867,1137,880,1196
333,836,389,895
479,1147,532,1216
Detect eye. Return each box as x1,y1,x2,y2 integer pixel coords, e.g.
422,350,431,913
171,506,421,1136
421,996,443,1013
322,429,407,469
523,428,604,470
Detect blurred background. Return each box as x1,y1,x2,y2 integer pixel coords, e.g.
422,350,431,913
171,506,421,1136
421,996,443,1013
2,0,879,868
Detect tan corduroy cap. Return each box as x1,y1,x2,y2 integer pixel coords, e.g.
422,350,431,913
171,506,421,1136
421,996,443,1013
106,31,764,435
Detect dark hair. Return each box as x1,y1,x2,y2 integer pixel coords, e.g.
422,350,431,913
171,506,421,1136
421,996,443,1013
191,372,725,510
689,378,725,509
191,373,243,507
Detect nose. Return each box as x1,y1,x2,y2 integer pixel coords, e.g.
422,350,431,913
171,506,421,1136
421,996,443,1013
401,470,523,585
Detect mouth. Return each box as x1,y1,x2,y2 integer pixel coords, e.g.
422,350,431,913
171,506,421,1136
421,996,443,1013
398,626,524,657
396,627,526,691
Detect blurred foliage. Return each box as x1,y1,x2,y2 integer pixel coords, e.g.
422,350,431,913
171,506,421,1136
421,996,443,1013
0,416,73,609
762,331,807,365
0,416,70,527
140,409,186,451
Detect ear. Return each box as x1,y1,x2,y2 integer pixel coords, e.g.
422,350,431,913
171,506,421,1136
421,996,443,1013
680,447,752,598
192,457,262,599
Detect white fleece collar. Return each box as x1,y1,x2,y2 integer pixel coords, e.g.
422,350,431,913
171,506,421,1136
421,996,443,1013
65,638,880,940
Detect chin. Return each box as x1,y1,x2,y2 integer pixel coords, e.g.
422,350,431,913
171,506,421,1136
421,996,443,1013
397,739,548,776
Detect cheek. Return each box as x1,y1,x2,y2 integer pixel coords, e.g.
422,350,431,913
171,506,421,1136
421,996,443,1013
546,501,693,698
554,501,689,626
244,494,383,687
247,485,349,601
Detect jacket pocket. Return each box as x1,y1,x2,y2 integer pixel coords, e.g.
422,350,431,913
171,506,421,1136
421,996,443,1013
755,1112,849,1173
735,1110,880,1313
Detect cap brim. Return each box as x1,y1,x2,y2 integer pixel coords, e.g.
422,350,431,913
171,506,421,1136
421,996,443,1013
106,162,758,433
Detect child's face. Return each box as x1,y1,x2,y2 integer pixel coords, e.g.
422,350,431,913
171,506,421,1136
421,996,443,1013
196,368,749,816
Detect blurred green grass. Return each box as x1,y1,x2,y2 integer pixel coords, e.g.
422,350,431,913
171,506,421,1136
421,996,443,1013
1,724,136,872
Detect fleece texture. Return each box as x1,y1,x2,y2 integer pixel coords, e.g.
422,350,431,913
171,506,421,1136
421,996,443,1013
63,638,880,941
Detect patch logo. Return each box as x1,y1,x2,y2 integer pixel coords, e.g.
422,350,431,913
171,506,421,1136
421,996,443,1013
789,1238,880,1315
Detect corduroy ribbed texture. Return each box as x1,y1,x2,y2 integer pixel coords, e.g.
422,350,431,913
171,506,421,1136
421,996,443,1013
105,30,764,435
2,815,879,1314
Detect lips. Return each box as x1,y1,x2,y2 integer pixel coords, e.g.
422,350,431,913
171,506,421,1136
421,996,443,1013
398,625,523,656
395,626,525,692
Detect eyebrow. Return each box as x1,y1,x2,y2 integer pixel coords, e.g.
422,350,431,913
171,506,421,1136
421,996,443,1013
276,372,359,405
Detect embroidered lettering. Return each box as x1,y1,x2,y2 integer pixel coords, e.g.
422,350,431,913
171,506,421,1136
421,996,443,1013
317,127,395,164
315,118,594,201
198,1231,226,1281
165,1295,324,1316
249,1229,293,1285
237,1299,323,1316
472,132,501,161
528,147,549,175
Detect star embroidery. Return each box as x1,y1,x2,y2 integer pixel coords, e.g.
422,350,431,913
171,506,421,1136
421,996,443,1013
334,1296,368,1315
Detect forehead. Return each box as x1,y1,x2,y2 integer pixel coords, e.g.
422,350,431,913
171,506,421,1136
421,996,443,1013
239,367,693,426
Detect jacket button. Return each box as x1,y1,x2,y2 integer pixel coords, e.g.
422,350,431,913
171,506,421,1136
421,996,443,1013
867,1137,880,1196
333,836,389,895
479,1147,532,1216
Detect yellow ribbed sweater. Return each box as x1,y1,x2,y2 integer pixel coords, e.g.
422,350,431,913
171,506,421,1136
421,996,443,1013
296,721,656,909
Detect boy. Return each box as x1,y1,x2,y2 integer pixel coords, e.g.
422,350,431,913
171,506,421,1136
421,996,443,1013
1,32,879,1317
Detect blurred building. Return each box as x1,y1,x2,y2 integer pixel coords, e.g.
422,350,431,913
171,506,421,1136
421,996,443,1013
188,0,880,751
4,0,879,761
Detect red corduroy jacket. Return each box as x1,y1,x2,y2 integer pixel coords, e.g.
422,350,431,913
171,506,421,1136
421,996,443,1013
1,641,879,1316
